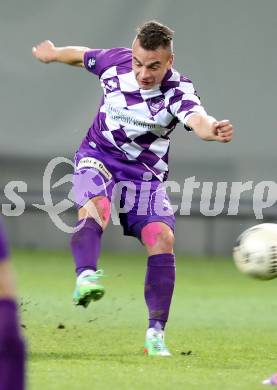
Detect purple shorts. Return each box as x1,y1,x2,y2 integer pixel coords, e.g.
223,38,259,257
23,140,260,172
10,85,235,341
0,219,9,261
72,140,175,240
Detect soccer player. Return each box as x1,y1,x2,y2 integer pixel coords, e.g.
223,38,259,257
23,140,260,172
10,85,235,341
0,219,26,389
32,20,233,356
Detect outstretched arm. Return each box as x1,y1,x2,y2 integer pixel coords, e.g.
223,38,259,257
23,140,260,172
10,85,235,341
32,40,89,67
187,113,233,143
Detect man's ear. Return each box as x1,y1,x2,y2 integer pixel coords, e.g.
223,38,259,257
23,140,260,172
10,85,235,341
168,54,174,68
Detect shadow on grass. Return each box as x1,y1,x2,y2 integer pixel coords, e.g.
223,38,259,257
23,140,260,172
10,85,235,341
30,351,143,362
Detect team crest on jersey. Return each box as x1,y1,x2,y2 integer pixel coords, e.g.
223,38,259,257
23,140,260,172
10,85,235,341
180,75,189,82
147,96,165,116
103,76,120,94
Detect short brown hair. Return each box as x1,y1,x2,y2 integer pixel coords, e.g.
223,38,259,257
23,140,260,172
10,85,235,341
136,20,174,51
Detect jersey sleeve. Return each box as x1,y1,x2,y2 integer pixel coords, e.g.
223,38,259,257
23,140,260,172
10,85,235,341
169,78,207,131
83,47,129,77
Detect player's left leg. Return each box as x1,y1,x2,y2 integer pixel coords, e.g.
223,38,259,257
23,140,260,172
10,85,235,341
0,222,26,390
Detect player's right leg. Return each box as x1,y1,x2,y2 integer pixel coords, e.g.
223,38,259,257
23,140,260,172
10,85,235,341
71,196,111,307
71,159,114,308
0,221,26,390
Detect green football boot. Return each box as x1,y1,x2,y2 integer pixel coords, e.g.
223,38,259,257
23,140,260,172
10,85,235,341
73,270,105,308
144,328,171,357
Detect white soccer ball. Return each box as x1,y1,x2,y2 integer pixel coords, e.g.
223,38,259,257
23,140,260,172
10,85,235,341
233,223,277,280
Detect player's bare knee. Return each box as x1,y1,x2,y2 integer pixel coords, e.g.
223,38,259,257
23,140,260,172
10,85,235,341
95,197,111,223
142,222,174,252
78,196,110,230
158,229,175,252
165,229,175,247
141,222,162,247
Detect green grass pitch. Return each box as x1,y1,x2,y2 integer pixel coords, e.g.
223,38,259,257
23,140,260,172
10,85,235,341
13,250,277,390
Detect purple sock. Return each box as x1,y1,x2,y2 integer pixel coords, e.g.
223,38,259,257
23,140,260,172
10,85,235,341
145,253,176,330
0,299,26,390
70,218,103,276
0,221,9,261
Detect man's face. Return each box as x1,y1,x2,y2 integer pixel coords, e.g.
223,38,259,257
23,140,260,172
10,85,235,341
132,39,173,90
